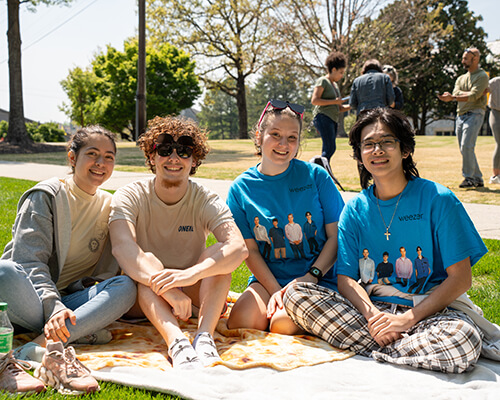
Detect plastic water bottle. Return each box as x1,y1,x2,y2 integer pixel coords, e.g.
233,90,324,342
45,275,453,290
0,302,13,356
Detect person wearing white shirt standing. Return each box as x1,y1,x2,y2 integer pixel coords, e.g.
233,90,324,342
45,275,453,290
285,214,306,259
359,249,375,284
488,76,500,184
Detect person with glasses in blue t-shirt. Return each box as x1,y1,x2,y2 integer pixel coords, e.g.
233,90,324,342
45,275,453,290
284,108,499,374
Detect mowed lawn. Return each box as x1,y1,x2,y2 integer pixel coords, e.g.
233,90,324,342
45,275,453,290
1,135,499,204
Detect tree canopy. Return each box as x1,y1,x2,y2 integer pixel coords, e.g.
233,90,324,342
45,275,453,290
146,0,281,139
60,39,201,139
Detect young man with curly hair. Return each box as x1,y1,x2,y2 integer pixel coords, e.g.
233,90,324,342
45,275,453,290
109,116,247,369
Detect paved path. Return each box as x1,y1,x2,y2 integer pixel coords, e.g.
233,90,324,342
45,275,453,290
1,160,499,240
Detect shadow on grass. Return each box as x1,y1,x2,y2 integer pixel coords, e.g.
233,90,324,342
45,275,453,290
474,187,500,195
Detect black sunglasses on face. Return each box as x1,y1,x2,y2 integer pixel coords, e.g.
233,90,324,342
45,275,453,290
154,134,194,159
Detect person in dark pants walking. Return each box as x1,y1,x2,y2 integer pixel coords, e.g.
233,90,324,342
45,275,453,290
311,51,350,164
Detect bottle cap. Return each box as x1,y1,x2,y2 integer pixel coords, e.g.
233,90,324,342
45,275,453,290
0,302,7,311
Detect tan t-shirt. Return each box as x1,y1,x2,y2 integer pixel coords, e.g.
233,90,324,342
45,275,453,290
109,178,233,269
57,177,112,290
453,68,489,115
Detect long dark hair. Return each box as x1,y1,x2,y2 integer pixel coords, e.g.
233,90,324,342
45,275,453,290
349,108,419,189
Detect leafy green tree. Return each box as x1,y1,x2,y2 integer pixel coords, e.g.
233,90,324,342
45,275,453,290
5,121,66,143
61,40,201,139
146,0,281,139
198,87,239,139
60,67,99,127
5,0,73,147
246,61,313,133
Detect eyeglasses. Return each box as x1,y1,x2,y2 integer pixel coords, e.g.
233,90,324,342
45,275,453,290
257,99,305,128
360,137,400,153
154,134,194,159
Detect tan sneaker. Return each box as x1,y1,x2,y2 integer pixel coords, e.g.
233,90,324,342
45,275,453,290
34,341,99,395
0,351,46,394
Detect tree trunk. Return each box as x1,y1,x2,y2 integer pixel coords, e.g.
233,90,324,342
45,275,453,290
410,111,419,134
6,0,31,146
419,105,428,135
236,75,248,139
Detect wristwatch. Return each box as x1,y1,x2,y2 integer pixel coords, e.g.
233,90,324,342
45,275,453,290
308,266,323,280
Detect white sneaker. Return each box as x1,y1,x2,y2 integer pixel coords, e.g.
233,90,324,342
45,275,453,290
489,175,500,184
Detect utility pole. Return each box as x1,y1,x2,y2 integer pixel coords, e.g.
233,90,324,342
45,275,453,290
136,0,146,141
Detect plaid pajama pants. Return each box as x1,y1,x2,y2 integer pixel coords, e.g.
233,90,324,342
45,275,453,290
284,282,483,373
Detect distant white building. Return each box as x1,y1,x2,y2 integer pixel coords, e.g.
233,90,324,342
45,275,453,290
424,116,455,136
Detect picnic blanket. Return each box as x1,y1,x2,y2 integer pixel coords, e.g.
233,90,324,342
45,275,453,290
69,318,354,372
82,320,500,400
13,294,500,400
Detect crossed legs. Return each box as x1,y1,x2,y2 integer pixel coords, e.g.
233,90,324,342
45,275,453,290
284,282,482,373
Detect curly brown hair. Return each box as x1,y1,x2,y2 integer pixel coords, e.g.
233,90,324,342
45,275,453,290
138,116,210,175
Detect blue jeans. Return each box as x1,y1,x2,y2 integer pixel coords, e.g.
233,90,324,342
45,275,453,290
0,260,136,343
456,111,484,181
489,109,500,171
313,113,338,162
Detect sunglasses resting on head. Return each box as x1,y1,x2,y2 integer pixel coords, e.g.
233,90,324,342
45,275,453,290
154,134,194,159
258,99,305,128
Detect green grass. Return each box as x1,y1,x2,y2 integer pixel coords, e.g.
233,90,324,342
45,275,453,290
469,238,500,323
1,381,183,399
0,176,498,399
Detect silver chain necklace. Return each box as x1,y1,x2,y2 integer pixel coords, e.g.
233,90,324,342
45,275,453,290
375,187,404,240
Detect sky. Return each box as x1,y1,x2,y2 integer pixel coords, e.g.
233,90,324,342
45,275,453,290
0,0,498,124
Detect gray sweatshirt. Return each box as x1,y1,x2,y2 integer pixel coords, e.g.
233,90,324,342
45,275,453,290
1,177,119,323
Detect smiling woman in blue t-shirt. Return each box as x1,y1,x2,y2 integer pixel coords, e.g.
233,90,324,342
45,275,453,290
226,99,344,335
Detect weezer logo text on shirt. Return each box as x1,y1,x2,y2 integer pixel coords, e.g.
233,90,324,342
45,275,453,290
398,213,424,222
289,184,313,193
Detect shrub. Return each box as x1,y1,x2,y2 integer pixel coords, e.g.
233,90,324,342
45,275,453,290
26,122,41,142
0,121,66,142
0,121,8,139
25,122,66,142
344,113,357,135
38,122,66,142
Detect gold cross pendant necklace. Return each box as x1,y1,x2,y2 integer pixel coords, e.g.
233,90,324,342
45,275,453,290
375,187,404,241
